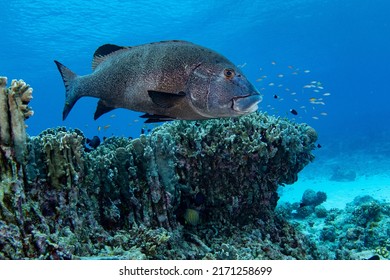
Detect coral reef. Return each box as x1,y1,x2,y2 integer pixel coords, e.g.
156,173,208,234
0,75,320,259
279,195,390,260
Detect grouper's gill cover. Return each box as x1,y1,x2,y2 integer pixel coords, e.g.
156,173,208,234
54,40,262,122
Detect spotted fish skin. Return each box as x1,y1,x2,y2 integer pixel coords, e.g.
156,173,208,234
55,40,262,122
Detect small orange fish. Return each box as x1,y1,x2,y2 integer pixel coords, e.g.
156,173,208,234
103,124,111,130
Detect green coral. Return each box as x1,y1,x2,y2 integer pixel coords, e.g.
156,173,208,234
375,246,389,258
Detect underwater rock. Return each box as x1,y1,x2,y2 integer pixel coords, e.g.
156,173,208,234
301,189,327,207
282,189,328,219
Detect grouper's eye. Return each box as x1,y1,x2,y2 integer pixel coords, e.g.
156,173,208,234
224,68,235,79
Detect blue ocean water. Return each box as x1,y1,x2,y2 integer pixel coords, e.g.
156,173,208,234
1,0,389,203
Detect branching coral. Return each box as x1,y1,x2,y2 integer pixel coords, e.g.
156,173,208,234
0,77,33,177
0,77,33,218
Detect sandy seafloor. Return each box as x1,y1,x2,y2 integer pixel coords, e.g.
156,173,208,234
278,154,390,209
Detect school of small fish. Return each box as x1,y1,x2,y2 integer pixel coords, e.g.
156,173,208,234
252,61,331,121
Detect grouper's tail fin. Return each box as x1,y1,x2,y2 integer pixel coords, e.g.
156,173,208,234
54,60,79,120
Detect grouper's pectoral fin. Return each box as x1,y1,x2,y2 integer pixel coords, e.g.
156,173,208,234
94,99,116,120
140,113,175,123
147,90,186,109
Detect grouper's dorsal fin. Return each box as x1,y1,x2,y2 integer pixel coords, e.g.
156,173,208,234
92,44,129,70
94,99,116,120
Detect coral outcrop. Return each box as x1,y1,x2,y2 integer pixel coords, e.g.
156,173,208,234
277,195,390,260
0,75,319,259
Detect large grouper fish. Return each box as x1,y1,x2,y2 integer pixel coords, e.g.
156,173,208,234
54,40,262,122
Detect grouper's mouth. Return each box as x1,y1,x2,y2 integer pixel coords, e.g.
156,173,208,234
232,94,262,114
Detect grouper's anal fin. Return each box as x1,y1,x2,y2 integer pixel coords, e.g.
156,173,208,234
94,99,116,120
148,90,186,109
